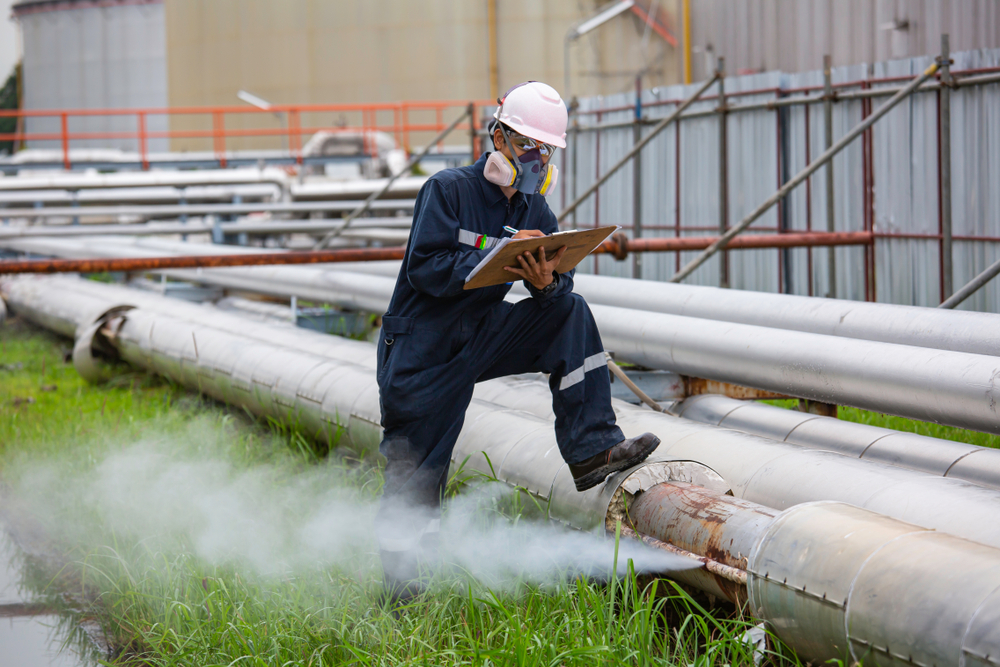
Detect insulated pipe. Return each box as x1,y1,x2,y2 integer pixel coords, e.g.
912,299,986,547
673,394,1000,490
74,241,1000,360
0,218,412,240
0,200,415,220
9,279,1000,667
748,502,1000,667
11,238,1000,435
593,303,1000,434
0,167,291,192
9,276,1000,554
525,273,1000,358
9,240,1000,435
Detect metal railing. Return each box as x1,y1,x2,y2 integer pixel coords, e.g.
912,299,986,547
561,39,1000,307
0,98,492,171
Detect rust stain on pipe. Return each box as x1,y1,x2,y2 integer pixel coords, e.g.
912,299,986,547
626,482,778,602
0,247,408,275
619,524,748,585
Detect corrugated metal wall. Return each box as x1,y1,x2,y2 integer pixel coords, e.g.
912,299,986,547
561,47,1000,313
18,0,169,152
688,0,1000,80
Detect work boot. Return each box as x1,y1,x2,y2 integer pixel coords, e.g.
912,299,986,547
568,432,660,492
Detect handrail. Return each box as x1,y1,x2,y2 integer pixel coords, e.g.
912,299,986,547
0,98,494,171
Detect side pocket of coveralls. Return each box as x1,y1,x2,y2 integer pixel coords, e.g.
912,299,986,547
377,316,415,385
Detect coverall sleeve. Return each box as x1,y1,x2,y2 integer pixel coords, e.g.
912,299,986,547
406,180,488,298
524,205,574,304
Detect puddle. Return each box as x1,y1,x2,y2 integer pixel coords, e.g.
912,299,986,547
0,615,85,667
0,526,90,666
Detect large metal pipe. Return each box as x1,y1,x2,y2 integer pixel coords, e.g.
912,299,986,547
9,238,1000,435
539,273,1000,358
0,200,415,221
594,303,1000,434
749,501,1000,667
0,218,412,240
7,275,1000,555
6,277,1000,667
38,237,1000,362
673,394,1000,490
0,167,291,192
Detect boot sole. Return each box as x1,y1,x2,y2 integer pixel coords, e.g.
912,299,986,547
572,435,661,492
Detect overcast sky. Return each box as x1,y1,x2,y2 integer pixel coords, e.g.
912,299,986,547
1,0,18,84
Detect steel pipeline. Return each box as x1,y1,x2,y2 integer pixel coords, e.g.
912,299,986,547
673,394,1000,490
7,281,1000,667
7,239,1000,434
8,276,1000,666
6,275,1000,554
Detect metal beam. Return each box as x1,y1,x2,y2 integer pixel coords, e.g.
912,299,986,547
939,256,1000,310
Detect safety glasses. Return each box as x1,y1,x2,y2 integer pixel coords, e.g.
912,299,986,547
505,130,557,157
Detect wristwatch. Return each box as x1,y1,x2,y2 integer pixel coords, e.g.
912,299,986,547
538,272,560,296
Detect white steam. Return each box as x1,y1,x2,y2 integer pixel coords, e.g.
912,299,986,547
12,436,697,586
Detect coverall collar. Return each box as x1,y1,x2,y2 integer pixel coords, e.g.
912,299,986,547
475,152,527,209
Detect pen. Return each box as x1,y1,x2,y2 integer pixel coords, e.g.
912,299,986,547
503,226,518,235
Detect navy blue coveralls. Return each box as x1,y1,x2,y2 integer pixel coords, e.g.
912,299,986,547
375,152,624,580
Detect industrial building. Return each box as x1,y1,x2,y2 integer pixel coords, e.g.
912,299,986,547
4,2,1000,666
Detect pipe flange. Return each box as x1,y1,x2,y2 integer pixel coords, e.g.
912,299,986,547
611,232,630,260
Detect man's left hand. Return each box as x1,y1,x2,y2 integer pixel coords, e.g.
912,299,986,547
504,245,567,290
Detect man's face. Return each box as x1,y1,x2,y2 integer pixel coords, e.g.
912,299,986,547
493,128,553,165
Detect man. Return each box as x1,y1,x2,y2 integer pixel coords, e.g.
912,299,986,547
375,81,659,600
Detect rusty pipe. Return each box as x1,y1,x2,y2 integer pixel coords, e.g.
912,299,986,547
0,247,407,274
593,231,871,257
620,525,748,585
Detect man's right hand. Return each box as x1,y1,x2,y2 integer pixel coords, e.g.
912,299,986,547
512,229,546,240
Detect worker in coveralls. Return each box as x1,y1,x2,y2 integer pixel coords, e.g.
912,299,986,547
376,81,660,601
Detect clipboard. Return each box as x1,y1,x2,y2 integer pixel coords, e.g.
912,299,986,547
464,225,618,290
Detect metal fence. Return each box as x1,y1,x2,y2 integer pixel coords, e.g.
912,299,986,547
558,47,1000,313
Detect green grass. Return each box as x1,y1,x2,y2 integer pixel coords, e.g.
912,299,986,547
1,317,793,666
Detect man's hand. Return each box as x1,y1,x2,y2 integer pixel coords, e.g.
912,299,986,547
511,229,546,240
504,244,567,290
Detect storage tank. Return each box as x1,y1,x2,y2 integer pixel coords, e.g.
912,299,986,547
12,0,168,153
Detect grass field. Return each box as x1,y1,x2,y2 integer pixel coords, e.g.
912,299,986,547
2,316,789,666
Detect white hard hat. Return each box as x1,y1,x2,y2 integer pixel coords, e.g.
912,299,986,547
493,81,568,149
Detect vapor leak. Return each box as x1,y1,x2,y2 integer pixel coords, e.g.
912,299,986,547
9,422,697,589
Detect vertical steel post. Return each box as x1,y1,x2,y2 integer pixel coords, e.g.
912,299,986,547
717,58,729,288
138,112,149,171
467,102,477,163
823,55,837,298
940,34,954,300
633,77,643,279
570,98,579,228
60,112,70,170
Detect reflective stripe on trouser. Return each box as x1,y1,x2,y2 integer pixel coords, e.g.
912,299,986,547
374,292,624,581
376,293,625,582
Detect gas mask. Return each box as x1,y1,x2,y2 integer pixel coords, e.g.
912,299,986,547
483,124,559,197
